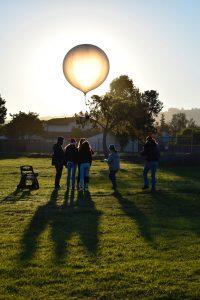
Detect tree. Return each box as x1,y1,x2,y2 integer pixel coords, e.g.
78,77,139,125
159,113,169,133
109,75,139,99
187,118,198,129
116,89,163,139
76,95,128,156
109,77,163,138
0,94,7,124
116,133,129,152
160,113,166,130
169,113,188,135
75,75,163,156
141,90,163,117
5,111,44,139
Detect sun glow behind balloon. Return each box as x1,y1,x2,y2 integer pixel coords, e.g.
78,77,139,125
63,44,109,95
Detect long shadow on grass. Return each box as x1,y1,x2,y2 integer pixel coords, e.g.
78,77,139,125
113,191,155,246
161,166,200,193
113,188,200,248
151,190,200,237
20,189,100,264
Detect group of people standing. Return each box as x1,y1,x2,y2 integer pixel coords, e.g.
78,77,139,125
52,135,160,192
52,137,120,191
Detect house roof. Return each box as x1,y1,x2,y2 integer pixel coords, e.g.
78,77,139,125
44,117,75,126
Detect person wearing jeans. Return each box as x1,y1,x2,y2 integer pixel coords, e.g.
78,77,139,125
141,136,160,192
143,161,158,191
78,140,92,191
105,144,120,190
79,162,90,190
66,162,77,189
64,138,78,189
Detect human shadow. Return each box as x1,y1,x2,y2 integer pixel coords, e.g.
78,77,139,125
161,166,200,193
151,190,200,237
113,188,200,248
20,189,58,261
20,189,100,263
113,191,155,246
51,190,100,264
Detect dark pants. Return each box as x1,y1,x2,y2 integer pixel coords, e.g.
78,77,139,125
55,164,63,188
109,170,118,188
143,161,158,190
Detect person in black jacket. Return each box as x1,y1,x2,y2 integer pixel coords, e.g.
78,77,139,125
77,138,94,187
64,138,78,189
52,136,65,189
141,136,160,191
78,140,92,191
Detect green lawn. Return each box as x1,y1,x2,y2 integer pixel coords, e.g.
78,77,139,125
0,158,200,299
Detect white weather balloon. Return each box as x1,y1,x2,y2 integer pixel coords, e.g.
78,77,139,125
63,44,110,95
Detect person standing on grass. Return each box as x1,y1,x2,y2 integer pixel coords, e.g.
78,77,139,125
64,138,78,190
52,136,65,189
77,138,94,188
78,140,93,191
105,144,120,190
141,136,160,192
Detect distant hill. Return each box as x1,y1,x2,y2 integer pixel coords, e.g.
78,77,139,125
159,108,200,125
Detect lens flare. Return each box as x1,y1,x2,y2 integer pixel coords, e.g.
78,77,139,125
63,44,110,95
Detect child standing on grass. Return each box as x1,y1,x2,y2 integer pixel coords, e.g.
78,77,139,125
105,144,120,190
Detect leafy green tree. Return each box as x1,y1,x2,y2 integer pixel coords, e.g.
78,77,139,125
0,94,7,124
109,75,139,99
75,75,163,156
169,113,188,134
76,95,127,156
141,90,163,117
5,111,44,139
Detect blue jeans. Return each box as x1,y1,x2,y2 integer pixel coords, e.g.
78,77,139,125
143,161,158,190
79,163,90,189
66,162,77,188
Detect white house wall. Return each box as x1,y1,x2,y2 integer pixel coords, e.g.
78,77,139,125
88,133,138,153
44,122,92,133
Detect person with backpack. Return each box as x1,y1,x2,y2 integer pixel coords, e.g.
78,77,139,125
105,144,120,190
64,138,78,190
52,136,65,189
141,136,160,192
78,140,93,191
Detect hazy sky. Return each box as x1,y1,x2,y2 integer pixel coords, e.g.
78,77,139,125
0,0,200,118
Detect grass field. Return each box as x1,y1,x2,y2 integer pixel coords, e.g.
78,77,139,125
0,157,200,299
